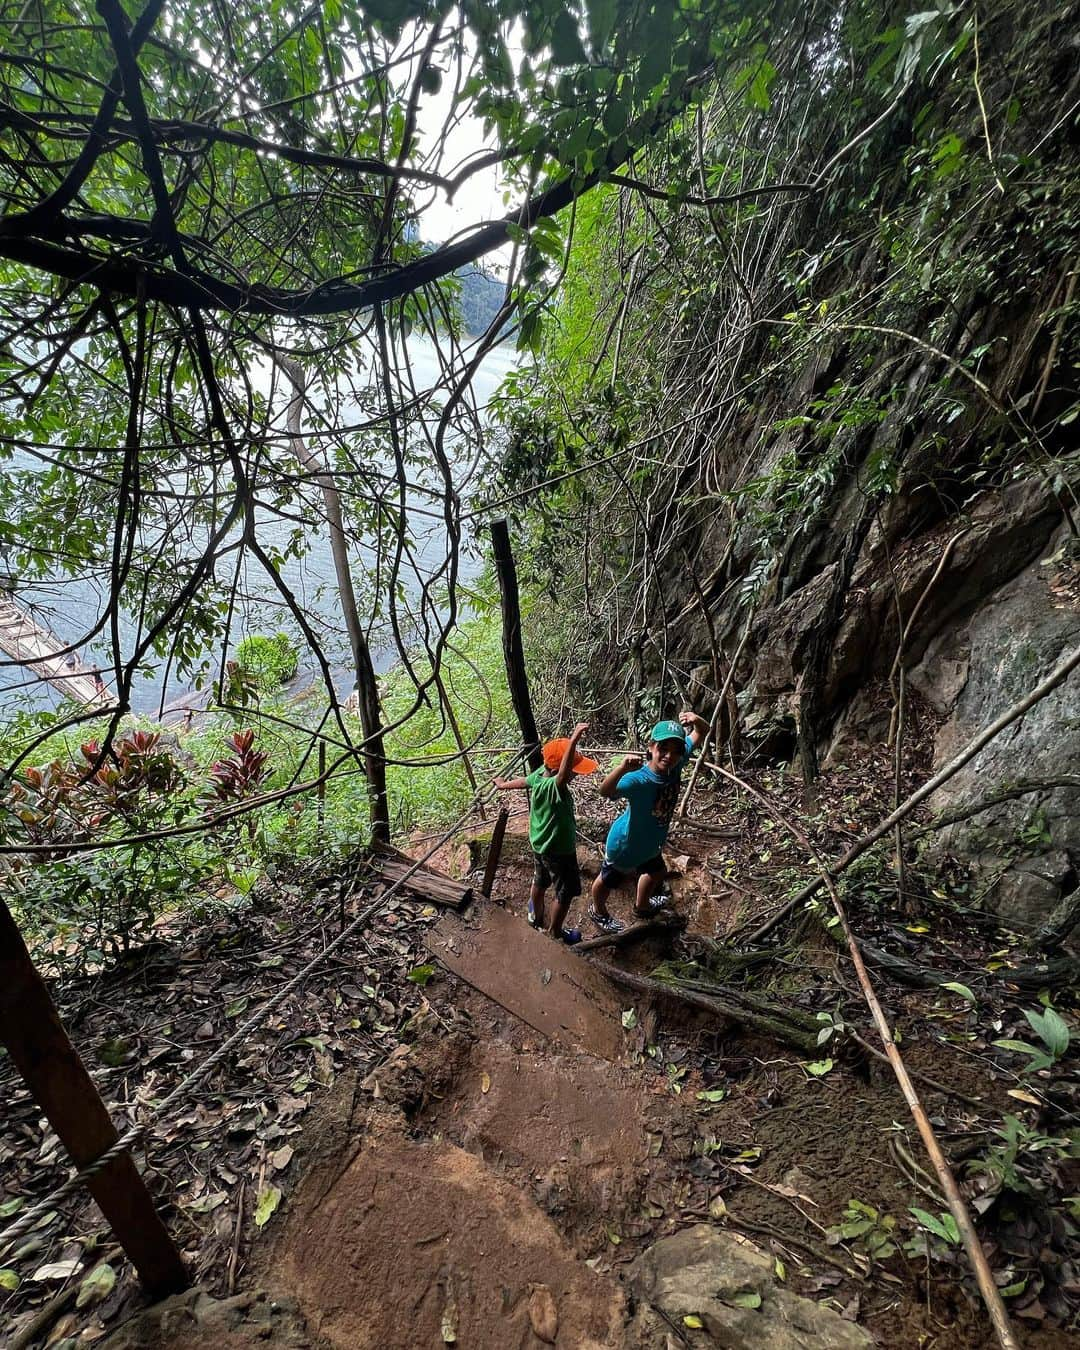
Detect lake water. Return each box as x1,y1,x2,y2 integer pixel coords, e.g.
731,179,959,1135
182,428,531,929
0,336,518,718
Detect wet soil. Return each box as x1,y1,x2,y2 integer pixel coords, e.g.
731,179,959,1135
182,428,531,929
28,786,1077,1350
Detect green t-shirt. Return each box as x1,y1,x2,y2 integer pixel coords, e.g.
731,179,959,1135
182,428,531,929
526,767,576,855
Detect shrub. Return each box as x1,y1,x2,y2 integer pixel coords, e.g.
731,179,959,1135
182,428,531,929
235,632,299,692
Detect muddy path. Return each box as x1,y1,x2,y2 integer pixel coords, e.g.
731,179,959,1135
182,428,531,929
6,795,1078,1349
219,856,1073,1348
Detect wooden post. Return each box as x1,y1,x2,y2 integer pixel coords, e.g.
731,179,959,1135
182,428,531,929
481,808,509,897
0,900,188,1297
489,519,542,771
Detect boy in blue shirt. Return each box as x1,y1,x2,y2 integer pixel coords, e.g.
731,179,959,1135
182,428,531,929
588,711,708,934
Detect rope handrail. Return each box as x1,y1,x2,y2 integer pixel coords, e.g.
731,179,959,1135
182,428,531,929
0,746,525,1252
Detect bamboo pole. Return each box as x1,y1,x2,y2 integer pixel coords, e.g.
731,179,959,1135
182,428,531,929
745,644,1080,944
707,765,1019,1350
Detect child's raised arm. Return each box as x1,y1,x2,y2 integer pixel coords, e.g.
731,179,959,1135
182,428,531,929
554,722,589,788
492,775,529,791
680,709,710,751
599,753,642,799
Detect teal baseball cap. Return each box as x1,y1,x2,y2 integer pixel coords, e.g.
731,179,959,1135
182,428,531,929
649,719,684,743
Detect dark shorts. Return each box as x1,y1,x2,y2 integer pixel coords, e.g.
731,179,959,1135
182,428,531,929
533,851,581,905
599,855,665,887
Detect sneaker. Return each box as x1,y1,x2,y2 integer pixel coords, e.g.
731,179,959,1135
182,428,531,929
558,928,582,946
634,894,670,918
527,899,541,929
588,907,624,935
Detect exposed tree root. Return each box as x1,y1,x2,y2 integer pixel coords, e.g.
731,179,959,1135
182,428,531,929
590,960,821,1055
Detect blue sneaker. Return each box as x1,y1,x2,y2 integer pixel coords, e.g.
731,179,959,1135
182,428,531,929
558,928,582,946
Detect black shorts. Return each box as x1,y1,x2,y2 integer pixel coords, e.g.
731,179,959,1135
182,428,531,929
600,855,665,887
533,851,581,905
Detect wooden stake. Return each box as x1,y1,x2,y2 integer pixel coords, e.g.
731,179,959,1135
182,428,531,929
490,519,542,771
0,900,188,1297
481,808,509,897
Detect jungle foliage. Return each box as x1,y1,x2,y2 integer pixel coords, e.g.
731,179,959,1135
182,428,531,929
481,0,1080,741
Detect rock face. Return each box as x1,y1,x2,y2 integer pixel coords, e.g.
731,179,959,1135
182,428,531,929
909,537,1079,929
730,477,1078,933
628,1224,873,1349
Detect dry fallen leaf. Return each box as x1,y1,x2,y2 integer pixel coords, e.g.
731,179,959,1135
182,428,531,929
32,1259,81,1282
440,1298,458,1343
528,1284,559,1343
480,1072,491,1094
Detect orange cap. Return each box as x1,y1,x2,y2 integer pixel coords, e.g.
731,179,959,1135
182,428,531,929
541,738,598,775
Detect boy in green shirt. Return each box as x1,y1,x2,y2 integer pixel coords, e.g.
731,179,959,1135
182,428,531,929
493,722,597,945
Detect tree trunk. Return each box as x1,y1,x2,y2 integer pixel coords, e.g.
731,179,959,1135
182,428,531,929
276,355,389,843
490,518,542,771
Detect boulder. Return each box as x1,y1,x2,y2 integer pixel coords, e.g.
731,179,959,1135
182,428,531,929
628,1224,872,1349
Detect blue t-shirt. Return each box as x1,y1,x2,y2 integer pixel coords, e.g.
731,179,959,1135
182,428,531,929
604,736,693,869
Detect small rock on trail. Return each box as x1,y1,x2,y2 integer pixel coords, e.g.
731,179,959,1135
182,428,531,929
628,1224,874,1349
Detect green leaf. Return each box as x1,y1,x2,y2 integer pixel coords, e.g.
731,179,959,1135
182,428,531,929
803,1058,834,1077
1026,1006,1070,1059
254,1185,282,1228
683,1314,704,1328
0,1198,23,1218
909,1207,957,1243
0,1269,19,1291
941,982,976,1004
621,1007,638,1029
587,0,617,54
728,1289,762,1308
696,1088,726,1103
407,963,437,986
76,1261,117,1309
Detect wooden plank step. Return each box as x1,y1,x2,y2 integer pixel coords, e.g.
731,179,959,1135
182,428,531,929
424,903,629,1060
371,843,472,911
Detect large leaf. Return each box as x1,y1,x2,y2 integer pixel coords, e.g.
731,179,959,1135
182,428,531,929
76,1261,117,1309
254,1185,282,1228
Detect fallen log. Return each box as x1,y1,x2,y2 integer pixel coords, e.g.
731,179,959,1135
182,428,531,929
858,939,1080,994
370,843,472,910
590,961,820,1055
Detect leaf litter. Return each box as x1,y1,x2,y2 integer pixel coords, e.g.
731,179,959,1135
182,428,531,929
0,863,441,1345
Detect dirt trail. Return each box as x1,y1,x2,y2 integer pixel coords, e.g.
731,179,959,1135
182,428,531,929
278,1126,626,1349
94,839,1076,1350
